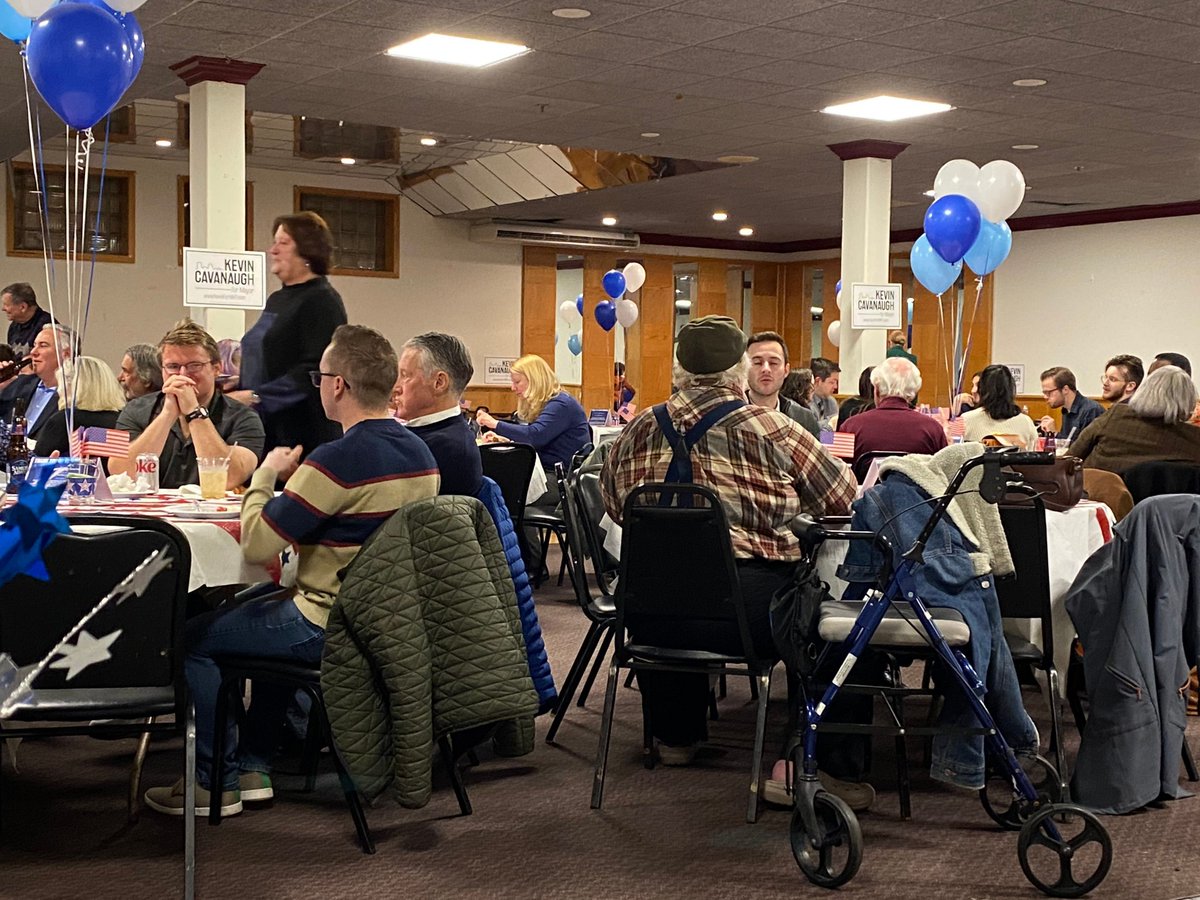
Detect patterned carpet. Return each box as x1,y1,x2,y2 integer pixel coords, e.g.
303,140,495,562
2,546,1199,900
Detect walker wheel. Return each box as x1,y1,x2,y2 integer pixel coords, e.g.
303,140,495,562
790,791,863,889
979,754,1062,830
1017,803,1112,898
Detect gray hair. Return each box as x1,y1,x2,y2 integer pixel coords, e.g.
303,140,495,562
871,356,923,401
672,354,749,392
41,323,78,359
126,342,163,392
1128,365,1197,424
403,332,474,397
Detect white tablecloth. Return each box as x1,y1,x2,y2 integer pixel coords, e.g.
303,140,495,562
527,462,547,505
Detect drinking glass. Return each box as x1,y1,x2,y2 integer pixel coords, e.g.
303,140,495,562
197,457,228,499
65,460,99,505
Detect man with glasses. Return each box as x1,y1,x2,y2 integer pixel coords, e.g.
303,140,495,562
113,319,264,489
1100,354,1143,405
1038,366,1104,440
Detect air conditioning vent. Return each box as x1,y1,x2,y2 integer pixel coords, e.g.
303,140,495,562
471,221,640,249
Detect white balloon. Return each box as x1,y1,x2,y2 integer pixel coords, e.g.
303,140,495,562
977,159,1025,223
836,289,844,311
7,0,54,16
827,320,841,348
106,0,150,11
933,158,981,204
558,299,580,322
622,261,646,293
616,298,639,328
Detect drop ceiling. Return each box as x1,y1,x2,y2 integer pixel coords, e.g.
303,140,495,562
2,0,1199,245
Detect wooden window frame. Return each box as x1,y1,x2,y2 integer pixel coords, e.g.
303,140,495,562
176,176,255,265
6,161,136,264
293,185,399,279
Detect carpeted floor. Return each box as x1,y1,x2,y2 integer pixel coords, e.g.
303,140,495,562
3,547,1199,900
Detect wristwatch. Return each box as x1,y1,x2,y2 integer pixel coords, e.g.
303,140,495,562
250,391,261,406
185,406,210,423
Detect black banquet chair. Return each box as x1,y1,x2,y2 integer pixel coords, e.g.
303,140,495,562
0,517,196,898
590,482,777,824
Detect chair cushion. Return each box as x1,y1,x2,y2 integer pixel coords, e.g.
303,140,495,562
625,644,759,667
817,601,970,647
1002,631,1043,662
6,686,176,720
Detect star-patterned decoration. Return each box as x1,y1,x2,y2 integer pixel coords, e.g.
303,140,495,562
48,629,122,681
0,470,69,586
113,550,173,605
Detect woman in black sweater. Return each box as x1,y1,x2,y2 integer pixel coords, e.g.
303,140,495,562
227,212,347,456
33,356,124,458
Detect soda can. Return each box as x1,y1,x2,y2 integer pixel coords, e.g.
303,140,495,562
135,452,160,493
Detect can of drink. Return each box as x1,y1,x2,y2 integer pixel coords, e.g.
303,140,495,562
135,452,160,493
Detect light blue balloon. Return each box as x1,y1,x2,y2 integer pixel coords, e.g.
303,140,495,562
0,3,31,43
567,333,582,356
910,234,962,295
963,218,1012,277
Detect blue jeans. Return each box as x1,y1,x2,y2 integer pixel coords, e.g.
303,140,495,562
185,596,324,791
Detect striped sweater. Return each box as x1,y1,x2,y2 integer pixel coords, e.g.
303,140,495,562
241,417,440,626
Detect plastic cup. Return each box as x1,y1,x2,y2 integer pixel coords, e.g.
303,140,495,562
65,460,99,505
197,457,228,499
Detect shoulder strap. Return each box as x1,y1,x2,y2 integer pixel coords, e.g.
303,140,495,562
651,399,745,506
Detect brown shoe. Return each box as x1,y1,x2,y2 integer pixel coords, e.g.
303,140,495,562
145,777,242,817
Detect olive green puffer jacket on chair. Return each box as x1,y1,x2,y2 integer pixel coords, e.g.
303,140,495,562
321,495,539,808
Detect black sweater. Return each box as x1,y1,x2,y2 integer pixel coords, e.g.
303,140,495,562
407,415,483,497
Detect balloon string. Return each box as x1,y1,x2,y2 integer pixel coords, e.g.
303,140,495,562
937,292,952,410
75,128,94,342
20,52,56,330
83,119,109,350
958,276,986,399
63,127,71,337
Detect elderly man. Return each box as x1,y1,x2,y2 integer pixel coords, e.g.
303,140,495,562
747,331,819,437
1,282,54,357
1101,354,1143,404
601,315,857,793
1037,366,1104,440
118,343,163,400
112,320,263,490
839,357,947,469
146,324,440,817
393,331,482,496
808,357,841,428
0,323,76,437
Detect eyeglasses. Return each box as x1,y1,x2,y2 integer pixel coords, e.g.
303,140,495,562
163,361,212,375
309,370,350,389
1041,388,1061,397
1101,375,1127,386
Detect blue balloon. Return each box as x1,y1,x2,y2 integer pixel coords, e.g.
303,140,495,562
924,194,981,265
26,3,137,130
0,4,31,43
575,293,583,315
834,279,842,295
963,218,1012,277
910,235,962,295
76,0,143,85
567,334,582,356
602,269,626,301
595,300,617,332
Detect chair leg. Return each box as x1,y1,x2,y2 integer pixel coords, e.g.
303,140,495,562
546,621,604,744
128,717,153,823
718,674,728,699
438,736,472,816
1183,738,1199,783
555,528,569,586
746,671,772,824
301,709,324,793
310,688,375,854
208,675,236,826
591,661,622,809
624,669,636,689
577,627,614,708
184,703,196,900
641,671,655,769
748,674,759,701
1046,666,1070,797
708,686,720,721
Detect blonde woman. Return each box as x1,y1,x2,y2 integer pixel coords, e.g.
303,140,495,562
33,355,125,457
476,354,590,472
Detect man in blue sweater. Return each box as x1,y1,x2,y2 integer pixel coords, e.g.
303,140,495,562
394,331,483,496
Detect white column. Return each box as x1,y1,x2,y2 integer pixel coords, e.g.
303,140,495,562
829,141,907,383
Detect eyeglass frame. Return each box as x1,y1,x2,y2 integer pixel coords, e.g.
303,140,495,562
309,370,350,389
163,361,215,376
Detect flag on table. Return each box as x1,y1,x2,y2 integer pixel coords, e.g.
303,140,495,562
948,418,966,439
819,430,856,460
69,427,131,459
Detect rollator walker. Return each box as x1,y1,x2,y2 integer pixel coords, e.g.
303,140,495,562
785,447,1111,897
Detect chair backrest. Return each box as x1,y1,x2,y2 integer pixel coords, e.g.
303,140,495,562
1122,461,1200,505
479,443,536,529
0,516,191,699
614,482,758,660
556,463,602,616
996,494,1054,658
1082,468,1134,521
852,449,907,482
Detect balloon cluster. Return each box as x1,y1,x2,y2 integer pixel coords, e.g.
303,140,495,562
3,0,146,130
557,262,646,355
911,159,1024,295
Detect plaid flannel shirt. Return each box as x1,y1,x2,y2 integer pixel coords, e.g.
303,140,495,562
600,384,857,560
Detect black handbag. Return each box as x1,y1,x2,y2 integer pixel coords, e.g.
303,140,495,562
770,556,834,675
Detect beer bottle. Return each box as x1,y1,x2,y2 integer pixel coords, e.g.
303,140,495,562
7,405,30,494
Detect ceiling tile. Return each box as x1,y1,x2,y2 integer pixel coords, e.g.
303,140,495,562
701,26,850,58
737,59,858,86
552,30,685,62
952,0,1123,32
641,45,772,75
490,0,649,28
873,20,1023,52
776,4,936,37
605,9,754,42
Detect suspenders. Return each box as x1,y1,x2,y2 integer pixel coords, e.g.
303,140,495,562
651,399,744,506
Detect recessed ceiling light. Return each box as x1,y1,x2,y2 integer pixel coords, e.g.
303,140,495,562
640,131,660,138
922,189,935,197
155,139,172,148
821,94,953,122
419,137,438,147
601,216,617,226
718,154,759,164
386,33,530,67
1012,78,1047,87
711,211,728,222
738,226,754,236
341,157,356,165
1011,143,1039,150
552,7,591,18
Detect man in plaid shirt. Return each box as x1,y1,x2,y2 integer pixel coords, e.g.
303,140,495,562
601,315,855,769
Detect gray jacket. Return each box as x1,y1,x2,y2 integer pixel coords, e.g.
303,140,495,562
1065,494,1200,813
779,396,820,438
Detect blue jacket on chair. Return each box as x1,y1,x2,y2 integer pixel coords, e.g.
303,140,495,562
477,476,557,712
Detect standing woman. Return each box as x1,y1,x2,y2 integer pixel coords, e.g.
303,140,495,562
227,212,347,455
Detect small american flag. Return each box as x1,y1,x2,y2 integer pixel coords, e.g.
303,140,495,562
69,427,131,459
948,418,966,439
819,430,856,459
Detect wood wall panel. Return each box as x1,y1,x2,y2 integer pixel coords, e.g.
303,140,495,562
582,253,617,414
751,263,781,334
695,259,727,319
522,246,557,363
638,256,675,407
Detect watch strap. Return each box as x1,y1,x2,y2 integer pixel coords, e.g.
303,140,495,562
185,406,210,422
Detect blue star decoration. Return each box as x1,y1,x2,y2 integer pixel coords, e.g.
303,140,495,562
0,469,69,586
280,549,291,565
